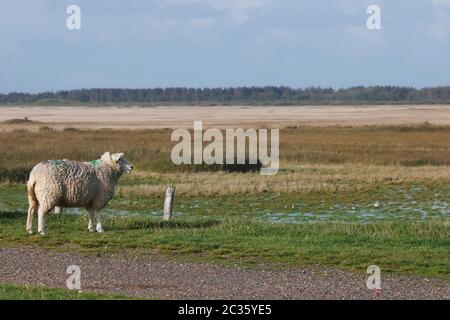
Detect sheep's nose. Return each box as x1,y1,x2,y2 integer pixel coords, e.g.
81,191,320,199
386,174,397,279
130,166,134,170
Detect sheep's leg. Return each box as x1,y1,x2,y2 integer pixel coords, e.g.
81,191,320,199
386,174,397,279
95,211,104,233
26,182,38,234
87,210,95,232
26,205,37,234
38,207,50,235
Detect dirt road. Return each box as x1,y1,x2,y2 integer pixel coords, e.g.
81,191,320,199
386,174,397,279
0,247,448,299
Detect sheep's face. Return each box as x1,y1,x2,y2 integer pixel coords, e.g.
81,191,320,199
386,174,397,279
102,152,134,174
114,153,134,174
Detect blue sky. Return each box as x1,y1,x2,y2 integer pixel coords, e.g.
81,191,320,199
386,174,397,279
1,0,450,93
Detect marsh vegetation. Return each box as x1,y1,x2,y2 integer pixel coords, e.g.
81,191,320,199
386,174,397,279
0,125,449,279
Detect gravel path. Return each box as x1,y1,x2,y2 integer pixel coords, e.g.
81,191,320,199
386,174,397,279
0,247,448,300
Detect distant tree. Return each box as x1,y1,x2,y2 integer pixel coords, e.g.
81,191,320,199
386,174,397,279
2,86,450,105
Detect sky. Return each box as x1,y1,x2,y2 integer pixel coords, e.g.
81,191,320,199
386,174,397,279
0,0,450,93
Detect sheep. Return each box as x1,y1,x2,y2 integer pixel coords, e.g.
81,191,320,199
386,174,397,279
26,152,133,235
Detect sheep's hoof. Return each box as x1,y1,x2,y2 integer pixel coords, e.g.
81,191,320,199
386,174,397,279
26,229,33,235
96,226,104,233
39,231,46,236
88,227,95,232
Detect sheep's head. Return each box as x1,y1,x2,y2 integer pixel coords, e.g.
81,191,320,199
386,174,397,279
101,152,134,174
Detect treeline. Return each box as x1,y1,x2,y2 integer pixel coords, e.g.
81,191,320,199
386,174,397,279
2,86,450,105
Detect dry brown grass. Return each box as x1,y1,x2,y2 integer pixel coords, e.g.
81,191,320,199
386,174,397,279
2,126,450,194
2,126,450,168
281,126,450,166
117,164,450,196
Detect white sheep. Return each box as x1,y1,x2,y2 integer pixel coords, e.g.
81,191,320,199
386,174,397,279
26,152,133,235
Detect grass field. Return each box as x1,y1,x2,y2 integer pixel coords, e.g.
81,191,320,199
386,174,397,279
0,125,449,281
0,283,131,300
3,124,450,181
1,211,448,279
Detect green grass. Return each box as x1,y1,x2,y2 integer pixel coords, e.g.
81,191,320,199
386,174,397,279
0,210,448,279
0,182,449,279
0,283,131,300
3,182,450,224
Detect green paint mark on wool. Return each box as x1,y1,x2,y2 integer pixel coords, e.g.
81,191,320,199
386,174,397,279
89,159,102,167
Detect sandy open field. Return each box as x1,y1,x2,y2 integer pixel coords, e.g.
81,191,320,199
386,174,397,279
1,105,450,130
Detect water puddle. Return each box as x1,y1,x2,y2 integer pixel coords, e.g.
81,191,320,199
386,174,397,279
261,200,450,224
261,186,450,224
2,185,449,225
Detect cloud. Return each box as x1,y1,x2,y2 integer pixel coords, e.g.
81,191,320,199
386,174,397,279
169,0,271,24
209,0,271,24
336,0,364,15
429,0,450,41
430,0,450,7
430,18,450,42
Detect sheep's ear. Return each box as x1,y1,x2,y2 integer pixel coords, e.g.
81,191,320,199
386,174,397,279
111,153,123,163
101,152,112,162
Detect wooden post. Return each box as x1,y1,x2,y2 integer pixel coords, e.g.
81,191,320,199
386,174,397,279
163,186,175,221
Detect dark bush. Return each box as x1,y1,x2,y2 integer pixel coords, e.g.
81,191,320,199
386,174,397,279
0,167,30,183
